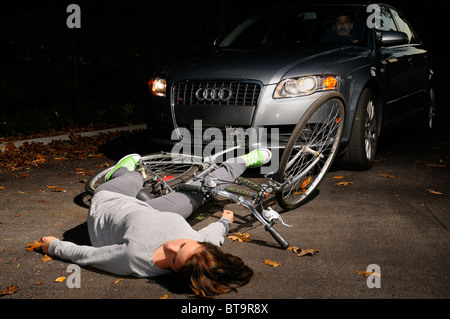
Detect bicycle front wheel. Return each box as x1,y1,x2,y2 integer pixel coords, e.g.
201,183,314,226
275,92,346,210
85,153,200,195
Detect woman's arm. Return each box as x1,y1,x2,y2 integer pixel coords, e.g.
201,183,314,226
197,210,234,246
42,236,135,276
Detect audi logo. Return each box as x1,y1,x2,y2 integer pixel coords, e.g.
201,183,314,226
195,87,233,102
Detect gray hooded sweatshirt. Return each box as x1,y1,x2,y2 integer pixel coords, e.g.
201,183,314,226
49,190,231,277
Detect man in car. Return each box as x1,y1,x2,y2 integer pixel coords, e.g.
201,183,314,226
323,14,360,44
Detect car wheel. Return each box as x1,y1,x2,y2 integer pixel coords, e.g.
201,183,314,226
341,88,380,170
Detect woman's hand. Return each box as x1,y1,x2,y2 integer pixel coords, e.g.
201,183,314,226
41,236,56,254
221,210,234,223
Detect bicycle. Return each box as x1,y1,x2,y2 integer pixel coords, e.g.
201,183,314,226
85,92,346,249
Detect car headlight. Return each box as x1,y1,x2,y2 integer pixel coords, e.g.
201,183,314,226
274,75,338,98
148,77,167,97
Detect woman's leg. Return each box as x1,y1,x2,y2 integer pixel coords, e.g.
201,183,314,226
94,167,143,198
145,158,247,219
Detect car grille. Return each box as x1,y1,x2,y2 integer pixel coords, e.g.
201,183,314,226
173,80,262,107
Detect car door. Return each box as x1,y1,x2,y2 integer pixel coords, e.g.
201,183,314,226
377,5,428,122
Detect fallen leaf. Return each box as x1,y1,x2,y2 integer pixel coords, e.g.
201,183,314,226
26,240,43,252
228,232,251,242
301,176,311,189
428,189,443,195
287,246,319,256
160,294,169,299
114,278,123,284
5,143,16,151
293,177,311,194
297,248,319,257
54,276,66,282
335,181,354,186
424,163,446,168
333,176,345,179
379,174,395,179
0,285,19,296
46,185,67,192
287,246,300,253
41,254,52,262
356,270,381,277
263,259,282,267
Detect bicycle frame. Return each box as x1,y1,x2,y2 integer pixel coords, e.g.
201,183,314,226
212,189,290,249
165,146,292,249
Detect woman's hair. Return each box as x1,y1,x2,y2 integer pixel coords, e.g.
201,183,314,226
176,242,253,297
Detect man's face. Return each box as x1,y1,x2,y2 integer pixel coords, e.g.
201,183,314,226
335,15,353,36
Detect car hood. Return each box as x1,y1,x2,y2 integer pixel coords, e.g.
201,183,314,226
162,45,369,85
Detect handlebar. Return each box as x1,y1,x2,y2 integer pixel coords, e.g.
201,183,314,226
266,226,290,250
178,183,203,193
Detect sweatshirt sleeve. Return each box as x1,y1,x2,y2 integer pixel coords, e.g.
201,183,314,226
197,217,231,247
49,238,137,276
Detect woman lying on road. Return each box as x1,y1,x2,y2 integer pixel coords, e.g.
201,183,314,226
41,148,272,297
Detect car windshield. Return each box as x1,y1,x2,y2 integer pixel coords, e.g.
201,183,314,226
219,5,368,49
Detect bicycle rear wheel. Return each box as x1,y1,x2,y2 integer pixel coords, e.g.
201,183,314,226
275,92,345,210
85,153,200,196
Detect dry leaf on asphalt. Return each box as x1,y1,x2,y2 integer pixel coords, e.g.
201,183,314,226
26,240,43,251
379,174,395,179
428,189,443,195
227,232,251,242
287,246,319,257
0,285,19,296
335,181,354,186
46,185,67,192
424,162,446,168
263,259,282,267
54,276,66,282
41,254,52,262
356,270,381,277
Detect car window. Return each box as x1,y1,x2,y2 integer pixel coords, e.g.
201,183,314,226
374,5,397,42
376,6,397,32
219,6,368,49
389,8,419,44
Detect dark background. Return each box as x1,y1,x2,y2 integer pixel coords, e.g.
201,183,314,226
0,0,446,137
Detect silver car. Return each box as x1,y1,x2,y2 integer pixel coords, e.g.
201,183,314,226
147,4,434,178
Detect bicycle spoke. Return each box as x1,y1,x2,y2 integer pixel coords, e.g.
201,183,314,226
277,96,345,208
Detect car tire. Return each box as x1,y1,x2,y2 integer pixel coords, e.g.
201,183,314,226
340,88,380,170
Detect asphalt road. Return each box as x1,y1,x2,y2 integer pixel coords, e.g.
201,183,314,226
0,116,449,307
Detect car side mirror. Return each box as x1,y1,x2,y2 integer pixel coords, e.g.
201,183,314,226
381,31,409,46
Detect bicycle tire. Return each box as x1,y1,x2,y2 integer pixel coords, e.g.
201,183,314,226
85,153,200,195
275,92,346,210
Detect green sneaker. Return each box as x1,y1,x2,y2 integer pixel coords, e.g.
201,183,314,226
239,148,272,168
105,154,141,181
